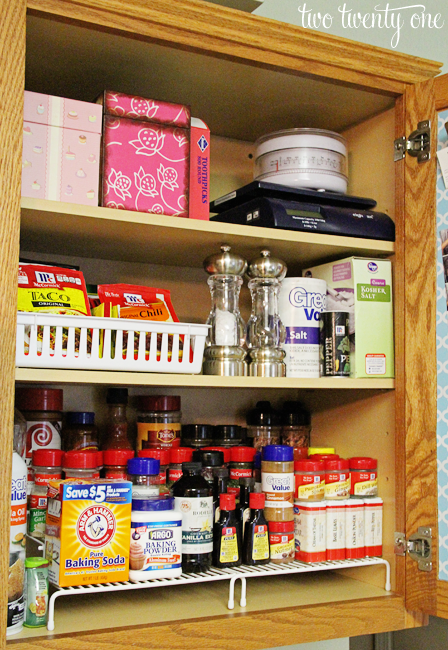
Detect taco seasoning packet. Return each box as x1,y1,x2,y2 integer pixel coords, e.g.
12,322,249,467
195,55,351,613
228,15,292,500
95,284,181,360
17,263,91,355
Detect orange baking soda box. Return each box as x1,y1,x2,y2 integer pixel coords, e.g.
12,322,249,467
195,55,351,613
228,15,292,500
45,479,132,587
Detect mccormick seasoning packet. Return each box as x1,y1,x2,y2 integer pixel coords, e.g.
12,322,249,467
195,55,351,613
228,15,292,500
18,263,91,316
95,284,182,360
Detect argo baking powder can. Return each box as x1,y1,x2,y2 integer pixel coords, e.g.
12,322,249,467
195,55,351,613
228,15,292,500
319,311,350,377
278,278,327,377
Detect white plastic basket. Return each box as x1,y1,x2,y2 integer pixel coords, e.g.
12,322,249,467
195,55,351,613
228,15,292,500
16,312,209,374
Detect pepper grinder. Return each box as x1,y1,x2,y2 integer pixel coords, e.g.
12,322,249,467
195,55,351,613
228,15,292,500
246,249,287,377
203,245,248,376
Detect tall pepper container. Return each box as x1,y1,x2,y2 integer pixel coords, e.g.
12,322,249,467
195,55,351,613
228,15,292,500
137,395,181,451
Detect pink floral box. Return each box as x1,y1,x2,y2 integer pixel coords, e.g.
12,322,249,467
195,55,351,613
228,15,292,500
101,91,191,217
22,91,102,206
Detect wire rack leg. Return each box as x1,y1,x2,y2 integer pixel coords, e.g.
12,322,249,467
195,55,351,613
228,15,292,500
227,576,246,609
47,590,65,631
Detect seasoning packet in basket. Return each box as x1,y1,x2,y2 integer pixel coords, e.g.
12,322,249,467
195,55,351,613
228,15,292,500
96,284,183,361
17,263,91,356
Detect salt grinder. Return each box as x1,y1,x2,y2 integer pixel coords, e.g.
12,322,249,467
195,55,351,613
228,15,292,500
203,245,248,376
246,249,287,377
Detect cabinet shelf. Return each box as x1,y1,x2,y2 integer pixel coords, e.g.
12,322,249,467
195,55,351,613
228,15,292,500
20,198,394,273
15,367,394,389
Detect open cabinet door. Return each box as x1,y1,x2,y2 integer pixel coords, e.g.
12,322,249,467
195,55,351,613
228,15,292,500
399,73,448,618
432,73,448,618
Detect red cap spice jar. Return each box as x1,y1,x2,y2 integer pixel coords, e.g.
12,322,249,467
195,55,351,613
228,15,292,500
103,449,135,480
349,457,378,498
228,446,256,494
324,459,350,500
137,395,181,451
268,520,295,564
308,454,340,463
62,450,103,479
167,447,194,486
294,460,325,501
28,449,64,539
15,387,63,492
139,448,171,491
293,447,309,461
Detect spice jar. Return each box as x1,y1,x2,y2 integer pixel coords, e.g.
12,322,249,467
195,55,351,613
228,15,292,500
294,460,325,501
201,446,231,467
246,401,281,452
293,447,309,461
28,449,63,539
309,453,339,463
64,412,98,451
349,457,378,498
261,445,294,522
104,388,132,451
308,446,335,456
167,447,194,486
192,449,224,484
127,457,160,499
213,425,243,447
62,450,103,479
139,448,171,493
137,395,181,450
15,387,63,492
268,520,295,564
228,446,256,494
324,459,350,500
103,449,135,479
181,424,214,448
280,401,311,448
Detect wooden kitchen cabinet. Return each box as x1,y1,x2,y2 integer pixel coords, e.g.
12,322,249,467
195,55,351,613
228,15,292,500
0,0,445,647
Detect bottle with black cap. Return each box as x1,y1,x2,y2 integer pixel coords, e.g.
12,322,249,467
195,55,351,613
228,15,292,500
246,400,282,452
192,449,224,485
173,462,213,573
280,401,311,448
103,387,132,450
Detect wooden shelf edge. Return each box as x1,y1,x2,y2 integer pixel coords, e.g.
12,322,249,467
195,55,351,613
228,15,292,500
15,367,395,389
8,594,408,649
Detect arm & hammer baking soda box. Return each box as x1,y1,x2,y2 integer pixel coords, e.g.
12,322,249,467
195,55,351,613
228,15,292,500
303,257,394,378
45,479,132,587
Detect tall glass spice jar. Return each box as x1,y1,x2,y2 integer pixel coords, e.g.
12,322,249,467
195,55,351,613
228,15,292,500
137,395,181,451
63,412,98,451
246,401,282,452
103,388,132,450
15,387,63,493
280,401,311,448
261,445,294,522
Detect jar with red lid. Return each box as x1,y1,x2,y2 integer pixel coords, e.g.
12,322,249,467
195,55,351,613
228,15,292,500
349,457,378,498
103,449,135,479
15,387,63,492
139,448,171,494
324,459,350,499
62,450,103,479
308,453,339,463
228,446,256,494
28,449,64,539
167,448,194,486
137,395,181,450
268,520,295,564
293,447,309,461
294,460,325,501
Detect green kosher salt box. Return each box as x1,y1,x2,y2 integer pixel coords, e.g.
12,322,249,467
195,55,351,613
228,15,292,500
303,257,394,378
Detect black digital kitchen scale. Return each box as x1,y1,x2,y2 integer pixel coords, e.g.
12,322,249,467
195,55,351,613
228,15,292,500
210,182,395,242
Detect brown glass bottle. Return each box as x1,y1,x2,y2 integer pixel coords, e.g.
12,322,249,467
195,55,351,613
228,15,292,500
103,388,132,450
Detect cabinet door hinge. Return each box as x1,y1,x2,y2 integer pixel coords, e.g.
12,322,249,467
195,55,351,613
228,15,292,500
394,527,432,572
394,120,431,163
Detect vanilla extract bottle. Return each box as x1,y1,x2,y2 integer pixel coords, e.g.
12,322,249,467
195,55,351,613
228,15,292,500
213,492,242,569
242,492,270,566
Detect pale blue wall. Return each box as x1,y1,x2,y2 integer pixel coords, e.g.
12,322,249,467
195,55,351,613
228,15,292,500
253,0,447,72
